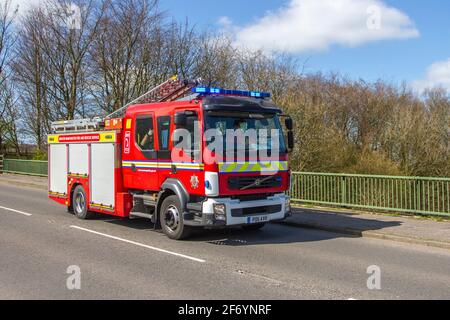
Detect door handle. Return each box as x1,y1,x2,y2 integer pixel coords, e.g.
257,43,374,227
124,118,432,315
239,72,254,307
171,165,177,174
131,163,137,172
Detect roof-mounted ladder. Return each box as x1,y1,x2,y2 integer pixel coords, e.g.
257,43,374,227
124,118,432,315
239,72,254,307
50,76,201,134
106,76,201,119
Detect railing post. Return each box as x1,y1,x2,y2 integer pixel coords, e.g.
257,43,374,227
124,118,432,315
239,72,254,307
341,176,347,205
415,179,420,212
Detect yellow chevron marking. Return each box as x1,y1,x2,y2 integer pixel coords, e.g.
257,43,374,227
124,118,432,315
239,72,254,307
219,161,288,173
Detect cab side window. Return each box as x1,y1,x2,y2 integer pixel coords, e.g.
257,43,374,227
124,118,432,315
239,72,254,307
176,112,200,161
157,116,171,150
135,116,154,151
185,113,200,153
157,116,171,159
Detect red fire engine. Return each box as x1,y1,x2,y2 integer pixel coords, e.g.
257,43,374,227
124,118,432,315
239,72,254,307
48,77,294,239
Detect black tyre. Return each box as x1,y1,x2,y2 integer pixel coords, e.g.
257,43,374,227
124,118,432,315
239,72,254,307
72,185,93,219
242,223,266,231
160,195,191,240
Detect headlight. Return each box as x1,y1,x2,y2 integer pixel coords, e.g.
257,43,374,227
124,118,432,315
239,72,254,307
213,203,226,221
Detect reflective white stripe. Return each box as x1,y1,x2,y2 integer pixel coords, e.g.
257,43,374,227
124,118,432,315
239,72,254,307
70,226,205,263
122,161,204,170
0,205,33,216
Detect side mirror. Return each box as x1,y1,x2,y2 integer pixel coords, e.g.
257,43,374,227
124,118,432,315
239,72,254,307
287,131,294,151
174,112,187,127
285,117,293,131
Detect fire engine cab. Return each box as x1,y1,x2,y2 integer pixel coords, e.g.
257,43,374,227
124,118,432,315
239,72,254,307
48,77,294,239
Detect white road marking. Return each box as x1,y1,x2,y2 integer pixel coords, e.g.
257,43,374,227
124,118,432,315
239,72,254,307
70,225,206,263
0,205,33,216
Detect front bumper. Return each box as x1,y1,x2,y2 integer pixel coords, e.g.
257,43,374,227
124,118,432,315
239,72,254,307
184,193,291,227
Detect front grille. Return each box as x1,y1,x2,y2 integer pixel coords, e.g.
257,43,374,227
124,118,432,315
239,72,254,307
231,205,282,217
228,175,282,190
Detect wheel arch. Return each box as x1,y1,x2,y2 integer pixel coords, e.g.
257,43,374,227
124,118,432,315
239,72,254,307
156,178,189,223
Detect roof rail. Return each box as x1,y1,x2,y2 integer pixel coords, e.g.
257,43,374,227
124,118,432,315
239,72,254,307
51,117,104,134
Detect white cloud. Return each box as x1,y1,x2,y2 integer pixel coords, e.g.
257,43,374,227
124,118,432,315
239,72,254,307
230,0,419,53
217,16,232,29
413,58,450,93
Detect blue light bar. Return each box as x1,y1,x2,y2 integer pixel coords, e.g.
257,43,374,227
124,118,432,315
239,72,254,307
192,87,271,98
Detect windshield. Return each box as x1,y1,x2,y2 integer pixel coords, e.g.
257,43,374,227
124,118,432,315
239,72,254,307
204,111,287,154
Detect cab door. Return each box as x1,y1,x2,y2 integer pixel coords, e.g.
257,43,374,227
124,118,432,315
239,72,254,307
168,108,204,195
156,115,172,186
123,112,160,191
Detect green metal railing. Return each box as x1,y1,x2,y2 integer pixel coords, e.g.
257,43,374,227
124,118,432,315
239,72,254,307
290,172,450,217
1,159,48,177
0,158,449,216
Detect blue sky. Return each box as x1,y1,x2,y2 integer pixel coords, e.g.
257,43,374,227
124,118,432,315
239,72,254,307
162,0,450,91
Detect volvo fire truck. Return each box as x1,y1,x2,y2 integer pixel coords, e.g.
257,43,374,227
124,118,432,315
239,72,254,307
48,77,294,239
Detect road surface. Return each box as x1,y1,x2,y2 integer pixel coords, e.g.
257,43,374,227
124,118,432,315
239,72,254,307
0,183,449,299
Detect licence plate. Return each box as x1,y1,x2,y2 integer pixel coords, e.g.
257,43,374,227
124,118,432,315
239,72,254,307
247,215,269,224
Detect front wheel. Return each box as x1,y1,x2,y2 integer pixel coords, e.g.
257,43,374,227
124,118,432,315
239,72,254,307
72,185,93,219
160,195,191,240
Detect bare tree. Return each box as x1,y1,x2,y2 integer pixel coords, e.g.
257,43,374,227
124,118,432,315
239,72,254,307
0,0,15,85
193,34,238,88
237,51,298,100
163,19,200,79
0,0,17,153
0,84,20,155
89,0,163,113
13,7,52,150
36,0,106,120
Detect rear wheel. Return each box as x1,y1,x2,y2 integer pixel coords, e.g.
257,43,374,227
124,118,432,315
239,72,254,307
160,195,191,240
72,185,93,219
242,223,266,231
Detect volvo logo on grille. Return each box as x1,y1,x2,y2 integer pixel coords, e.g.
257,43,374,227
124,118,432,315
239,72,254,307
232,175,281,191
